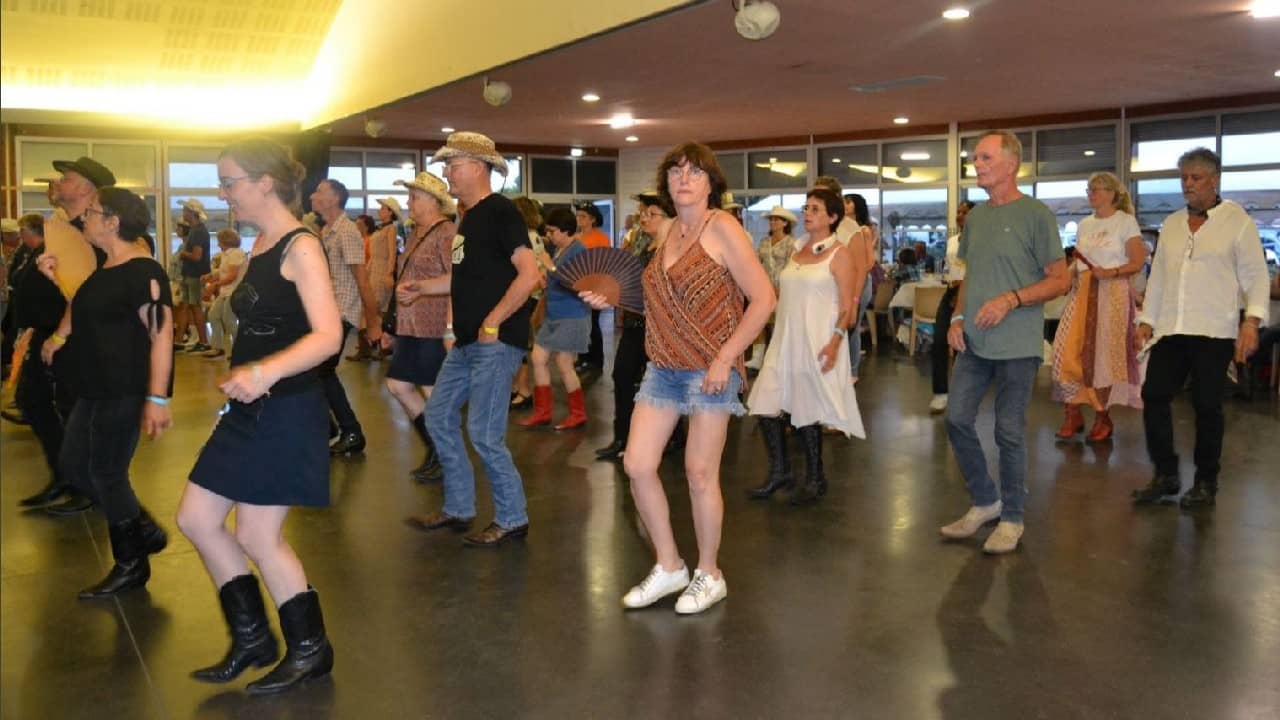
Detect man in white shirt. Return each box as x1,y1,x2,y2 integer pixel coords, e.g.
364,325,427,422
1133,148,1270,509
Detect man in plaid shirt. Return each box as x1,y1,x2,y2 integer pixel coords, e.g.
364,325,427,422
311,178,383,455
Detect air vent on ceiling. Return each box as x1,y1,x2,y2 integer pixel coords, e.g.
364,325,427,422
851,75,945,93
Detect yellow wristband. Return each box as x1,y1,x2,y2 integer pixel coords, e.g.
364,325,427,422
49,333,66,345
482,326,499,335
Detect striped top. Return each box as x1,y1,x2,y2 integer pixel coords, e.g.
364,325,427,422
643,213,746,380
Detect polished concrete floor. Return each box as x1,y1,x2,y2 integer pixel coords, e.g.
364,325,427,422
2,332,1278,720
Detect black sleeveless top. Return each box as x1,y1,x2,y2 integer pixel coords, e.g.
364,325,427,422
229,228,317,396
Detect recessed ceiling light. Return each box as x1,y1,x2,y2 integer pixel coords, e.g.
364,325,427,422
625,135,639,142
582,92,600,102
570,148,584,158
1249,1,1280,18
1274,68,1280,77
1083,150,1097,157
893,116,910,125
441,126,454,133
831,158,842,163
400,163,415,170
942,7,970,20
900,152,931,161
960,150,969,158
608,113,635,129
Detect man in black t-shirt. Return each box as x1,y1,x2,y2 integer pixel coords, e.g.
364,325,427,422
406,132,541,546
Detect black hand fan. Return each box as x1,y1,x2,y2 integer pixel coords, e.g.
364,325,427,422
554,247,645,314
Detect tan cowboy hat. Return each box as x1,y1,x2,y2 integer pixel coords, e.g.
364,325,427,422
765,206,797,224
428,131,509,177
376,196,403,219
394,171,456,215
181,197,208,221
1,218,19,233
722,192,743,211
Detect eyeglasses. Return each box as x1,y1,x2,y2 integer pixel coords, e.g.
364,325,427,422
641,211,665,220
665,165,707,181
218,175,250,191
81,207,109,220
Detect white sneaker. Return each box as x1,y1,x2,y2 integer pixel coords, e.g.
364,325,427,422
939,501,1002,539
674,570,727,615
982,521,1024,554
929,394,948,414
622,563,690,609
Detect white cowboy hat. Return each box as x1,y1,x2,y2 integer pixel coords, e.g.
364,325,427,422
376,196,403,219
428,131,509,177
181,197,208,221
394,172,456,215
765,206,797,224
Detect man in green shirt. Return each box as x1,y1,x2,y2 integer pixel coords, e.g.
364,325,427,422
938,131,1070,554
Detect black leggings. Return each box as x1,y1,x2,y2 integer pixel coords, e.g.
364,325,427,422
931,285,959,394
59,395,145,523
611,323,648,442
17,330,76,483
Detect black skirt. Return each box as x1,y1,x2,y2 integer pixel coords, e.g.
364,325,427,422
189,387,329,507
386,336,446,386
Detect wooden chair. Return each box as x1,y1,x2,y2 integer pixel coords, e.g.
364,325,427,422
864,281,897,350
909,285,947,357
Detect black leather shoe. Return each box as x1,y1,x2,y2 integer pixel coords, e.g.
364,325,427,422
404,512,473,532
44,494,95,516
1,409,29,425
1132,473,1181,505
463,522,529,547
19,481,70,507
1179,481,1217,509
329,431,366,456
594,440,625,460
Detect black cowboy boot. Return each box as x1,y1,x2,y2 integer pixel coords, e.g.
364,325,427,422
791,424,826,505
245,587,334,695
79,516,151,599
191,574,280,683
410,413,442,483
749,416,793,498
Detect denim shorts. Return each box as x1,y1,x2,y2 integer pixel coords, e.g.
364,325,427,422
634,363,746,416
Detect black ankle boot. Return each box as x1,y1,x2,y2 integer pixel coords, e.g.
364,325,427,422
191,575,280,683
138,508,168,556
246,588,334,695
1179,479,1217,509
1132,472,1181,505
409,413,442,483
329,431,366,456
749,416,793,499
79,517,151,599
791,424,826,505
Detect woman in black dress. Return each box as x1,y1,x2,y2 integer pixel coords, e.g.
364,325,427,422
36,188,174,599
175,139,343,695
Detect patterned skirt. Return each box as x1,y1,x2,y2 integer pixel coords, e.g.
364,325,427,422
1051,274,1143,409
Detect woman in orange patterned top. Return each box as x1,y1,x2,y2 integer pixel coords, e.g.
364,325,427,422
582,142,774,615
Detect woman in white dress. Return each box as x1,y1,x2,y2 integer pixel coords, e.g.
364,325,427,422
748,187,865,504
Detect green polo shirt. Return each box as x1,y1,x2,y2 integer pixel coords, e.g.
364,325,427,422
958,196,1063,360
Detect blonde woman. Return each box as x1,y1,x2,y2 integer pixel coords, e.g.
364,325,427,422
1051,171,1148,442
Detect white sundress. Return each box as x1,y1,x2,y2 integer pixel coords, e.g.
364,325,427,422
748,245,866,438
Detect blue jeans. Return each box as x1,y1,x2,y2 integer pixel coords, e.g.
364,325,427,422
944,352,1041,522
425,341,528,528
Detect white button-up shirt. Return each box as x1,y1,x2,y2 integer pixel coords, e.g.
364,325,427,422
1139,200,1270,340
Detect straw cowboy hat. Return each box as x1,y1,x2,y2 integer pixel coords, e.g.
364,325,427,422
765,206,797,224
181,197,208,222
722,192,743,211
428,131,509,177
376,196,404,219
394,172,456,215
